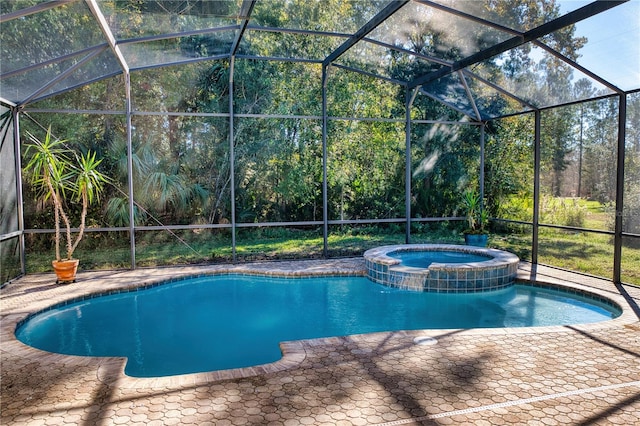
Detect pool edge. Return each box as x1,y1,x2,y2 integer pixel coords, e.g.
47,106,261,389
3,259,638,390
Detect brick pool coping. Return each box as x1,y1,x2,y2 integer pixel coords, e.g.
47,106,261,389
1,258,637,391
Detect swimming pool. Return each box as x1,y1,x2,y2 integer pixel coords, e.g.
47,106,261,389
16,274,621,377
389,250,491,268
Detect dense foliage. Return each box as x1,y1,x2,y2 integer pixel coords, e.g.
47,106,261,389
5,0,638,281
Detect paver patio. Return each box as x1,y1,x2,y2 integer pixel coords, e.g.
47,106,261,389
2,259,639,425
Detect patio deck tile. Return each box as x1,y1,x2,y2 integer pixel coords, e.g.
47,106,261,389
2,259,639,425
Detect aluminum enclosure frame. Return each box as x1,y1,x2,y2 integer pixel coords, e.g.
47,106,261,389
6,83,636,286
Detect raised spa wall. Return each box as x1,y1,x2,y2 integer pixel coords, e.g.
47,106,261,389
364,244,520,293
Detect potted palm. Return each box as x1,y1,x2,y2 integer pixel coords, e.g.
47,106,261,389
462,188,489,247
24,127,109,283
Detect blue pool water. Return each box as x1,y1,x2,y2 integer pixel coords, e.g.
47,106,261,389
16,275,620,377
389,250,491,268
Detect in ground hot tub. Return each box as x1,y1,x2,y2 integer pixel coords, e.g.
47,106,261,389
364,244,520,292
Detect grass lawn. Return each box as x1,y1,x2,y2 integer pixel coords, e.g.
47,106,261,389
579,198,612,230
23,218,640,286
484,231,639,285
491,228,640,286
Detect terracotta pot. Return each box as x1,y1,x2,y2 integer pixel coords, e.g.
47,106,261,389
52,259,79,283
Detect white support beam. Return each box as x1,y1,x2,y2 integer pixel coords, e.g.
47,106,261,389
459,71,482,122
85,0,129,73
0,97,17,108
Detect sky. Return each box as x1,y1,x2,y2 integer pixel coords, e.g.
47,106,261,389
559,0,640,91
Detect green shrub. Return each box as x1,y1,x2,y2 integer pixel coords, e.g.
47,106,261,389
623,181,640,233
497,193,533,222
540,196,586,228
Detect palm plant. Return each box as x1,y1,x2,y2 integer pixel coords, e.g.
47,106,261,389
103,137,209,227
462,188,487,235
24,127,109,267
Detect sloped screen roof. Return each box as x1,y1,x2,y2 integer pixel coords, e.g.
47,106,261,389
1,0,638,119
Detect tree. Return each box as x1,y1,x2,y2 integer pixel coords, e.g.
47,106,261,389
541,106,577,197
23,128,108,261
484,115,534,219
581,97,619,203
